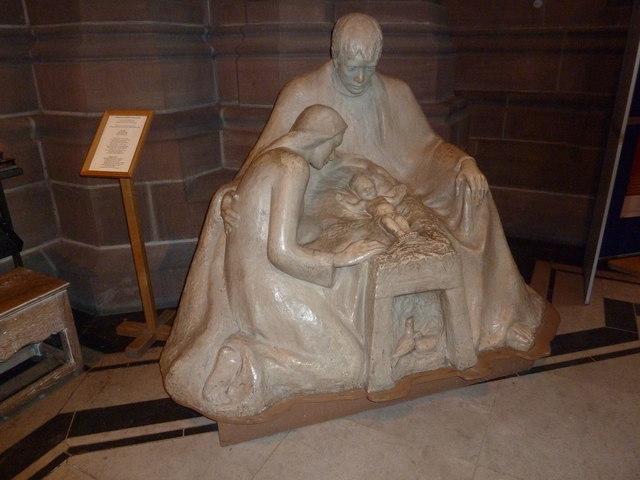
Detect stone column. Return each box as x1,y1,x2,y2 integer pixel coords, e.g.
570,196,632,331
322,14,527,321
27,0,225,313
0,2,58,274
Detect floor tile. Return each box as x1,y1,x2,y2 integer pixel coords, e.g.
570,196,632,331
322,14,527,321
62,431,284,480
533,341,639,368
551,326,637,355
552,271,604,334
548,351,640,397
61,363,167,412
3,256,640,479
1,415,72,480
14,443,70,480
478,357,640,480
0,374,84,453
42,462,98,480
348,382,498,462
67,397,199,438
601,276,640,304
95,347,163,369
66,416,213,448
255,419,475,480
472,466,522,480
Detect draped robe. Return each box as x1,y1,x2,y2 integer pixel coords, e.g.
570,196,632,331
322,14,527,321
240,61,545,352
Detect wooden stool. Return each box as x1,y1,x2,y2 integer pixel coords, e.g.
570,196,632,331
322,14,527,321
0,268,83,416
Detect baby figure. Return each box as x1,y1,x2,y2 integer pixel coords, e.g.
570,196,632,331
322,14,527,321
338,173,413,239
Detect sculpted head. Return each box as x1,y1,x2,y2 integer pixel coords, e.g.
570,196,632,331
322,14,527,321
349,174,377,200
331,13,383,96
290,105,347,169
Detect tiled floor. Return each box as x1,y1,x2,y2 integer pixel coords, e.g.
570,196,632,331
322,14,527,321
1,244,640,480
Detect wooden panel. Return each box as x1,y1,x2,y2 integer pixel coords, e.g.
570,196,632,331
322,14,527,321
0,293,67,359
0,268,67,315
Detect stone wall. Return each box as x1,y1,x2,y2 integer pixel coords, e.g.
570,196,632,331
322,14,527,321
212,0,468,169
0,3,58,275
0,0,226,313
443,0,633,244
0,0,633,313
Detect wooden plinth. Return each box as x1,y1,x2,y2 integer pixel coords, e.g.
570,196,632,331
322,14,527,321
216,301,560,446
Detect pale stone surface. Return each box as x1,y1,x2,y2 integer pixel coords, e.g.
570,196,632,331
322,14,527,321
161,13,545,422
67,431,284,480
43,462,97,480
478,359,640,480
8,351,635,480
2,265,633,480
553,270,605,334
349,382,499,462
253,419,476,480
0,374,84,453
62,363,167,412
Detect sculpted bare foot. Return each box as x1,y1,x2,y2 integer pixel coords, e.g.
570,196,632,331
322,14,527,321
506,322,536,351
202,346,241,403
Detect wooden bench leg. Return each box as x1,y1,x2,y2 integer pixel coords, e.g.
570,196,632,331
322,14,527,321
60,293,83,371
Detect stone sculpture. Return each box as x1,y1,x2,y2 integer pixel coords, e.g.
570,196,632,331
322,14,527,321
161,13,547,424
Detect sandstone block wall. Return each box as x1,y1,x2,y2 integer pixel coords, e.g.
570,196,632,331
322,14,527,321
0,0,633,313
443,0,633,244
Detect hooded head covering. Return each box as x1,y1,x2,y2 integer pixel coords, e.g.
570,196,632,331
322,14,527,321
290,104,347,141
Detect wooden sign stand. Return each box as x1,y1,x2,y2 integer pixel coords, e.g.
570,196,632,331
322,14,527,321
81,110,174,357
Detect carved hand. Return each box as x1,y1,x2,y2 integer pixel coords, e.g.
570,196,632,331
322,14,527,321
221,189,240,234
385,183,408,204
455,158,488,205
333,239,386,267
367,163,396,189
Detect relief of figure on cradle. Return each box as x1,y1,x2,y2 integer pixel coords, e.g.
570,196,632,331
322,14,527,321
336,173,415,241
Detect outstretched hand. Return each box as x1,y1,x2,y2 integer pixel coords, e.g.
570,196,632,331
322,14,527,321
334,239,386,267
455,158,488,205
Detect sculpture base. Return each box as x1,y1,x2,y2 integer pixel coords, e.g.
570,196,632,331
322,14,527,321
216,299,559,446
